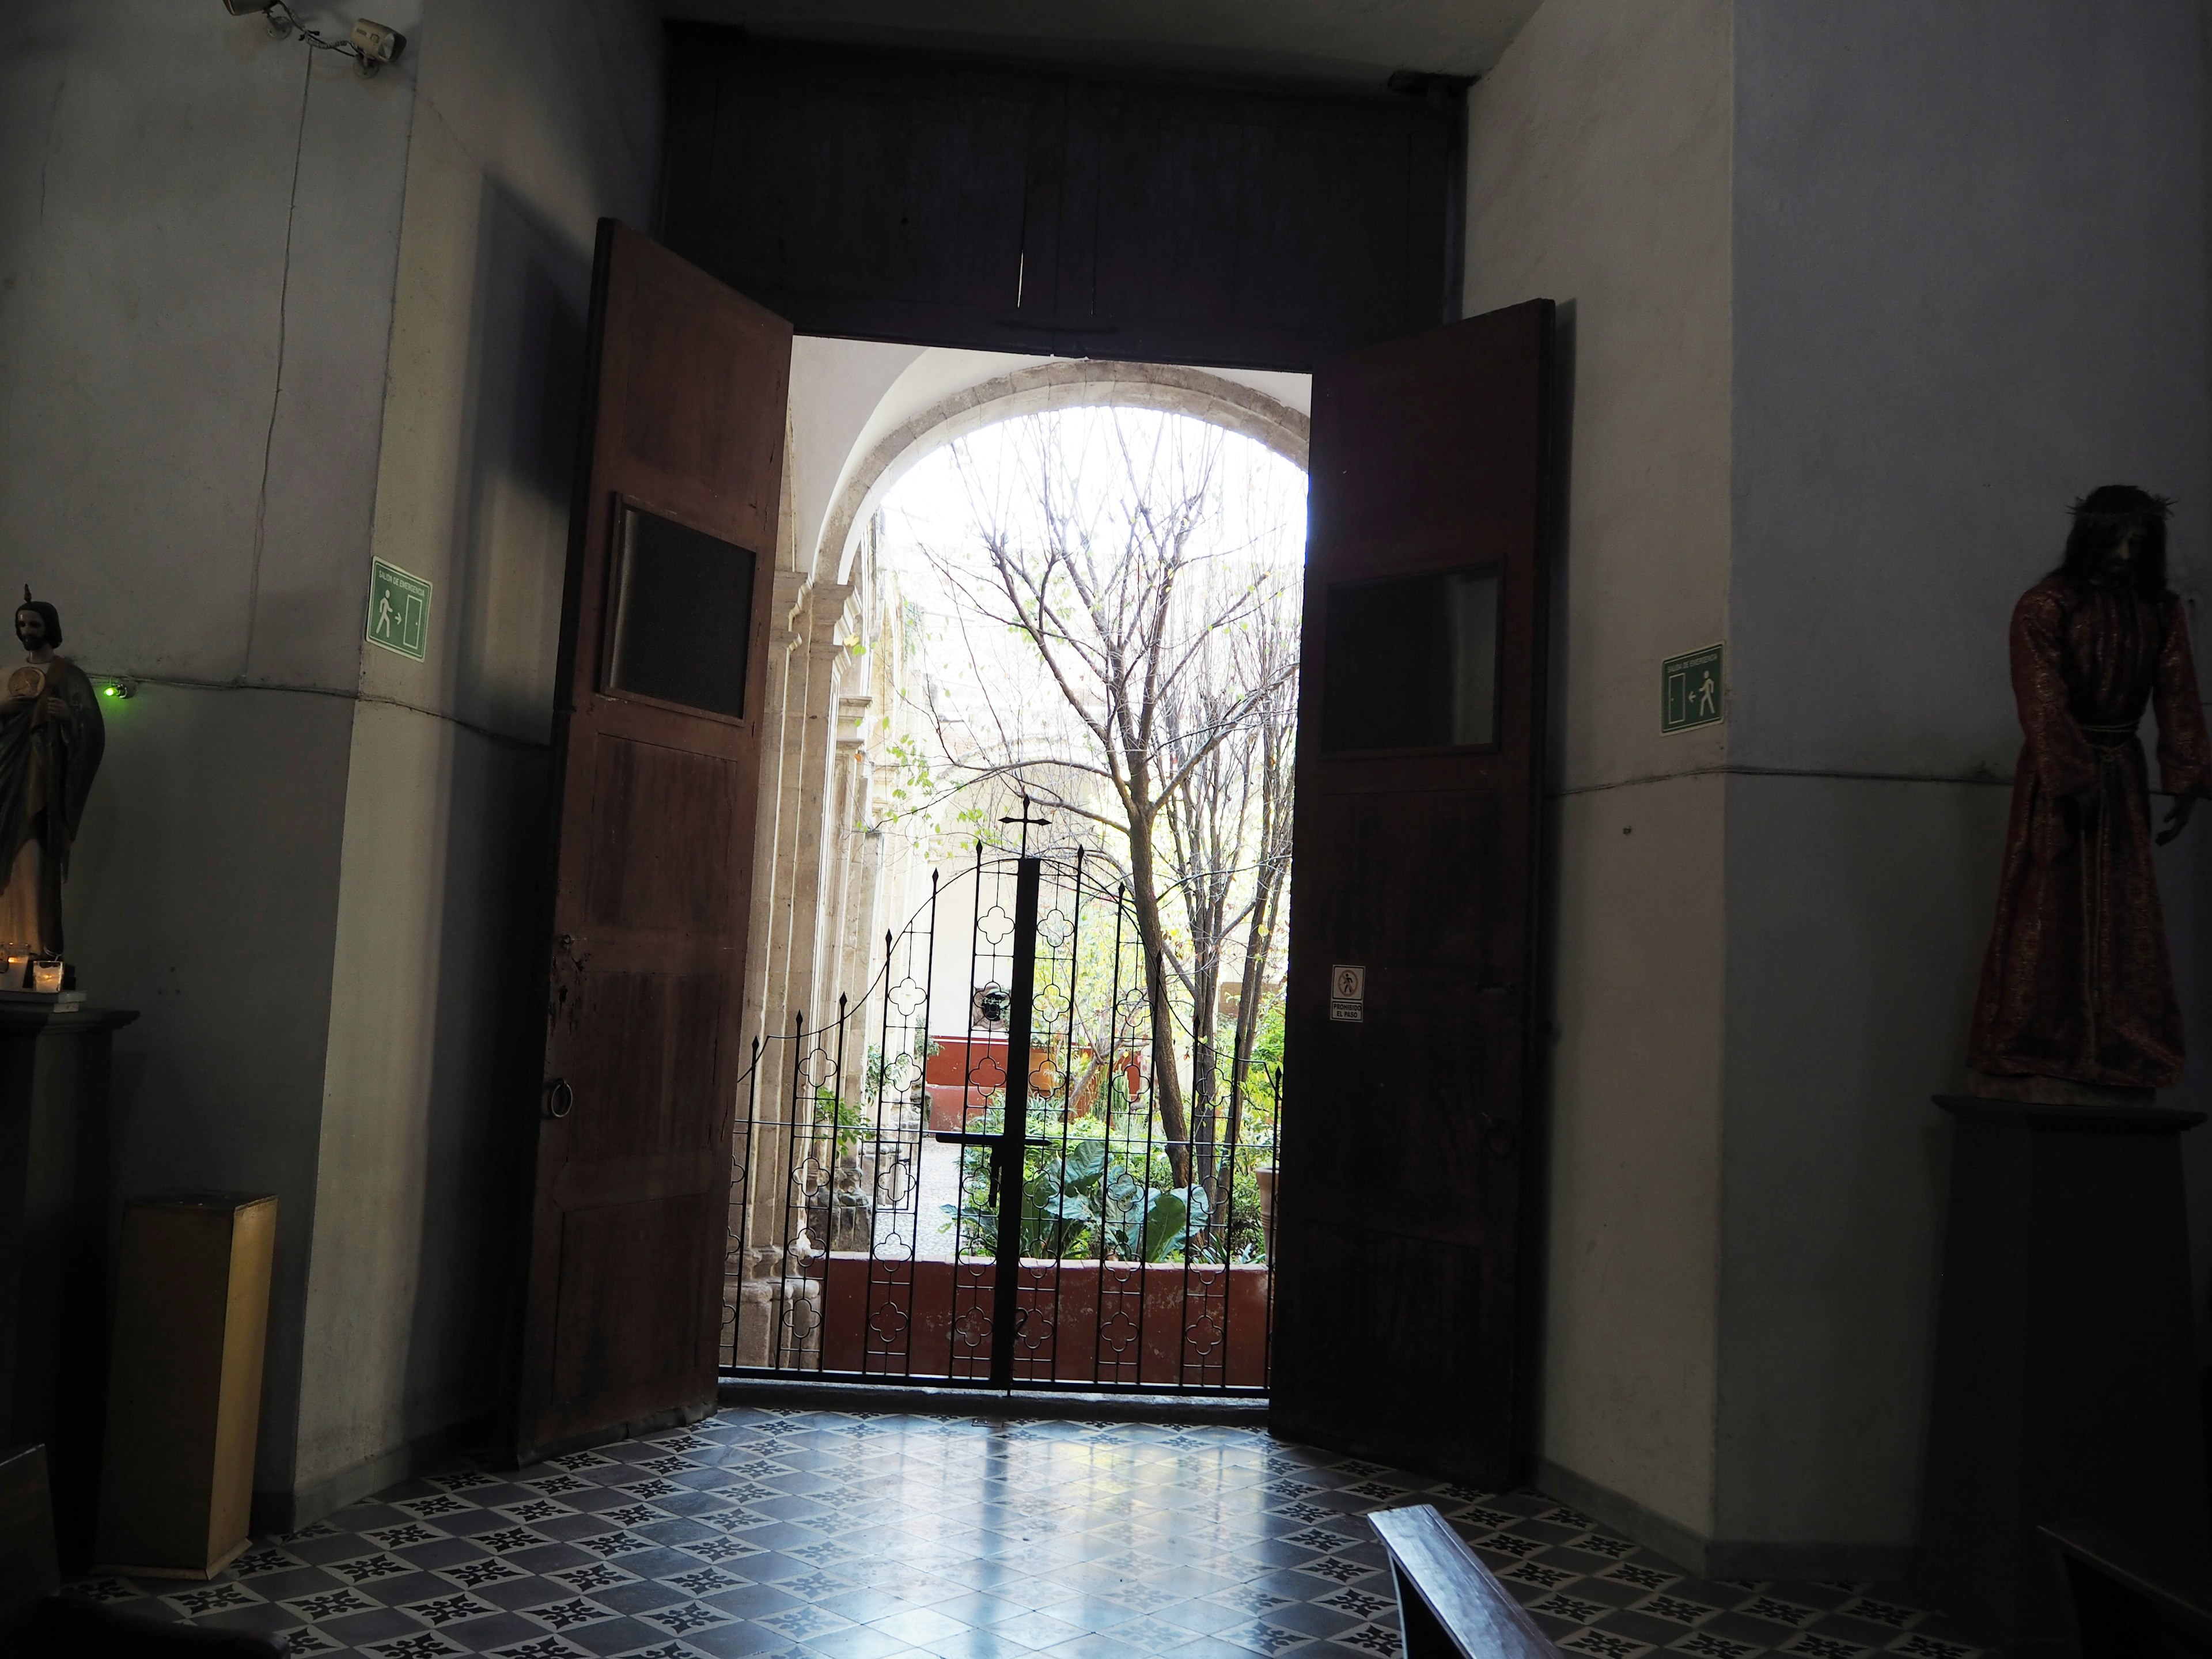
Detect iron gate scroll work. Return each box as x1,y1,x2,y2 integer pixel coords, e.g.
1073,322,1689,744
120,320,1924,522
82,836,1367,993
723,846,1275,1393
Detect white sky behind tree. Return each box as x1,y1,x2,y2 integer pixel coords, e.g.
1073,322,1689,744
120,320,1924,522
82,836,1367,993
873,406,1309,833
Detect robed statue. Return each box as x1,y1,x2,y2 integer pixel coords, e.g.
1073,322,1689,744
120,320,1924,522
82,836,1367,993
1971,487,2210,1103
0,593,103,960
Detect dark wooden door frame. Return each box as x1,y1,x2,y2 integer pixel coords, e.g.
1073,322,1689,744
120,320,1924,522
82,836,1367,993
657,29,1467,372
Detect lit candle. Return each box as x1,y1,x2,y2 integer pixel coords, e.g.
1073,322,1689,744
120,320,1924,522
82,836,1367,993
29,961,62,994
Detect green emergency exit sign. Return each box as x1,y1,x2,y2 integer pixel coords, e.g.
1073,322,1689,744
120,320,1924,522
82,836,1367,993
1661,644,1724,732
367,560,431,661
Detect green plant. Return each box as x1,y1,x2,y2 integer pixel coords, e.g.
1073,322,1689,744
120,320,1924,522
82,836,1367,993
812,1085,868,1162
862,1039,938,1108
942,1126,1215,1263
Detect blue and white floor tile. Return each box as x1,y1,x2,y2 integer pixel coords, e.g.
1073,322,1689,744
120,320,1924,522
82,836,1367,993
66,1407,1982,1658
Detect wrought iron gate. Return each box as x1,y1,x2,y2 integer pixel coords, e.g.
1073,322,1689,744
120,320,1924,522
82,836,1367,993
722,845,1276,1393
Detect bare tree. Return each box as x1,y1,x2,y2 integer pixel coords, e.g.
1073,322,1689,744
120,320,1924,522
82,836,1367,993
1218,613,1296,1213
909,410,1299,1188
1157,574,1297,1213
1156,560,1298,1205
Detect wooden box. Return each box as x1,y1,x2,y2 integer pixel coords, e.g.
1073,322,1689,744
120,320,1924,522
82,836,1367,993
94,1194,276,1579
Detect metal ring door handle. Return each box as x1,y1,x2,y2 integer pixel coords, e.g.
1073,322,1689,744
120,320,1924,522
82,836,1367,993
546,1077,574,1120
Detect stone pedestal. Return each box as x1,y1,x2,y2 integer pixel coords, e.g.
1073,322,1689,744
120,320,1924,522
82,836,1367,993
0,1006,137,1569
726,1248,823,1372
1918,1094,2212,1652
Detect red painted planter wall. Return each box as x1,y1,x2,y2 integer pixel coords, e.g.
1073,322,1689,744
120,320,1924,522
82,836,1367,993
815,1255,1270,1389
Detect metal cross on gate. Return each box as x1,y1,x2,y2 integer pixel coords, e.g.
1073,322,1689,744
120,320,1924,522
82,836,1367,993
998,797,1050,857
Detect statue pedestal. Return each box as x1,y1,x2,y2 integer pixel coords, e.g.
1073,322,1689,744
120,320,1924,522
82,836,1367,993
1918,1094,2212,1652
0,1005,137,1569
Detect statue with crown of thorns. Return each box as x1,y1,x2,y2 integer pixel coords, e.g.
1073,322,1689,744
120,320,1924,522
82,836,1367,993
1971,487,2212,1104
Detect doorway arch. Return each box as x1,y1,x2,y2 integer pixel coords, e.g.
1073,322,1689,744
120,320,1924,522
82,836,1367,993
816,358,1311,586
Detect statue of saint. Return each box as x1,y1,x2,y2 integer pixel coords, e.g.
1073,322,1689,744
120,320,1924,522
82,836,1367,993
0,593,104,961
1970,487,2209,1103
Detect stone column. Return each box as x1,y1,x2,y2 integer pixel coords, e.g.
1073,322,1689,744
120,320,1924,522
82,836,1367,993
740,578,847,1262
730,439,812,1365
743,568,810,1085
781,585,854,1052
828,692,875,1020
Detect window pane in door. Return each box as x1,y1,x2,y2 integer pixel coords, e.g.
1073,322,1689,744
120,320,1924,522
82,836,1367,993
608,506,756,719
1320,567,1499,751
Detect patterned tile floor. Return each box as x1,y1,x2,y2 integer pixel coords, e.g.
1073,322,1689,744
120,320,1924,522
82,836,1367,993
67,1406,1986,1659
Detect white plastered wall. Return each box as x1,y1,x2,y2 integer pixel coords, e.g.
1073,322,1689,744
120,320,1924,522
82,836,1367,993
1462,0,1735,1551
0,0,422,1503
1719,0,2212,1556
1472,0,2212,1573
301,0,661,1514
1,0,661,1522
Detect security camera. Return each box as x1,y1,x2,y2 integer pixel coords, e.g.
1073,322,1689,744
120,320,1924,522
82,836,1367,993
350,18,406,73
223,0,291,39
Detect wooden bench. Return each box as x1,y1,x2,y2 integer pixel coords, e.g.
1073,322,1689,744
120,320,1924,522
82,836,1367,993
1370,1503,1562,1658
2044,1522,2212,1658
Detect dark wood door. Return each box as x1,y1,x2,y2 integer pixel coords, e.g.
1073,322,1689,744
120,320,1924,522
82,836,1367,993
1270,300,1554,1486
511,221,790,1463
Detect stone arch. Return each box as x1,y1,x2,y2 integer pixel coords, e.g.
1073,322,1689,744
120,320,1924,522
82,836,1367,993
816,359,1311,585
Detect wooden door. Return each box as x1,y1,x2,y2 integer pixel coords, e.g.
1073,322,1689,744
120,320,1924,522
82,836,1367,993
1270,300,1554,1485
511,221,791,1464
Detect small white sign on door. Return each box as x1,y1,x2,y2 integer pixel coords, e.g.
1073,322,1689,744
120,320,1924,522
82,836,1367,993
1330,964,1365,1022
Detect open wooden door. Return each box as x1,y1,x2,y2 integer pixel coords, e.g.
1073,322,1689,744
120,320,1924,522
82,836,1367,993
510,221,790,1464
1271,300,1553,1486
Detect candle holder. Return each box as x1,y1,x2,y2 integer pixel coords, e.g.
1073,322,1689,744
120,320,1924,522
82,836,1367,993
4,953,28,990
29,960,63,994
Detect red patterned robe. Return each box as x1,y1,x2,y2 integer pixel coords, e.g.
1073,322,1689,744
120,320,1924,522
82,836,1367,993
1970,576,2212,1089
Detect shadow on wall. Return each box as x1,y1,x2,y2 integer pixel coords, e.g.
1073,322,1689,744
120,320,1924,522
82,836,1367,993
396,175,589,1444
398,728,548,1448
1717,768,2012,1540
445,176,588,744
1527,293,1577,1472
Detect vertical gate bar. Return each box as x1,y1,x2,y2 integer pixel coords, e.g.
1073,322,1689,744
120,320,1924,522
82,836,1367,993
864,930,892,1376
1176,953,1195,1391
1132,944,1160,1391
1218,1012,1244,1392
831,992,848,1375
776,1007,806,1373
1263,1060,1281,1392
730,1035,762,1369
1047,847,1083,1387
1090,882,1127,1390
955,840,986,1381
1217,1128,1237,1393
991,854,1043,1388
910,868,937,1381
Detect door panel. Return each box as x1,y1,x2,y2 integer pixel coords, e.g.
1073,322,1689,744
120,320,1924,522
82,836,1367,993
1282,1222,1486,1429
552,1195,717,1410
1271,300,1552,1486
584,739,738,933
512,221,790,1463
